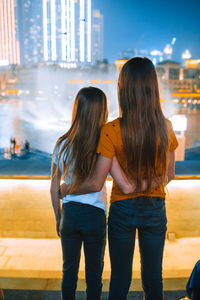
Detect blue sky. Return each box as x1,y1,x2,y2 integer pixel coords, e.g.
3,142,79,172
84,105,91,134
93,0,200,62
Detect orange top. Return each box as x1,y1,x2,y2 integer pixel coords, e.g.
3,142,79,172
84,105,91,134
97,118,178,203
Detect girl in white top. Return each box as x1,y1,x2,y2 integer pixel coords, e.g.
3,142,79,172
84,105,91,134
50,87,132,300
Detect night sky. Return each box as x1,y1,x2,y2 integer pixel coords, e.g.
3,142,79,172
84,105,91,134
93,0,200,63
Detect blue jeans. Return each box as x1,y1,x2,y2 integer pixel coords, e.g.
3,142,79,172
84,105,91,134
60,202,106,300
108,197,167,300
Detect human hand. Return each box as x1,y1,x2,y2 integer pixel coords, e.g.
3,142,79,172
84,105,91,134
56,218,61,237
59,183,69,198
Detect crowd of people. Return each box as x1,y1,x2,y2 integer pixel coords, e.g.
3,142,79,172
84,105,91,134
10,137,30,155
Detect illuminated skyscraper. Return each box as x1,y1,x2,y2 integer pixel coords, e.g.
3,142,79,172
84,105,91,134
91,9,103,63
16,0,93,66
43,0,91,66
0,0,20,65
17,0,43,65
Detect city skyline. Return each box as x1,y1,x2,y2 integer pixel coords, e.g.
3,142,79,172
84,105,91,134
93,0,200,63
0,0,20,65
0,0,104,66
0,0,199,66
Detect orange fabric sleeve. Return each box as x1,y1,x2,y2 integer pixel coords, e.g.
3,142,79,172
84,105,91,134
168,121,179,152
97,124,116,158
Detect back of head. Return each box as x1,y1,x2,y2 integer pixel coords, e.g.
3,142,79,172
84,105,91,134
55,87,108,186
118,57,169,190
118,57,160,120
72,87,108,135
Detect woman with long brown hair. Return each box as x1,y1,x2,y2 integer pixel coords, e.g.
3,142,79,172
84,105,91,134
50,86,134,300
60,57,178,300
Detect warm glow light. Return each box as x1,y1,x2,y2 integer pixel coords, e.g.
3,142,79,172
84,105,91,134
0,178,199,191
0,179,51,188
170,115,187,132
167,179,200,189
172,92,200,98
103,80,113,84
185,59,200,69
115,59,128,71
89,80,101,83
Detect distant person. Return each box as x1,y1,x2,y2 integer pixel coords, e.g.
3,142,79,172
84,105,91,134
50,87,134,300
60,57,179,300
24,140,30,151
10,137,16,154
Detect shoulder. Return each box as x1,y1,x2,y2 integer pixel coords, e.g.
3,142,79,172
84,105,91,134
54,137,67,154
165,119,173,130
101,118,120,134
165,119,179,151
165,119,175,136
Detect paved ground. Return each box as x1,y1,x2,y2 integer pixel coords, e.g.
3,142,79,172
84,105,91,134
3,289,187,300
0,237,199,292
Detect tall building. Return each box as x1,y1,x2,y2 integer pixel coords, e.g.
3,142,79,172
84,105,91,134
0,0,20,65
17,0,43,65
15,0,97,66
91,9,103,64
43,0,92,66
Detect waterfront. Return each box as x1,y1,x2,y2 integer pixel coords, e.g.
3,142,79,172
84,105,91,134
0,96,200,154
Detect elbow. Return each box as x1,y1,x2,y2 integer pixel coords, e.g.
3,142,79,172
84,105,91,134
50,185,53,195
168,171,175,183
91,180,103,192
50,183,60,196
121,184,133,195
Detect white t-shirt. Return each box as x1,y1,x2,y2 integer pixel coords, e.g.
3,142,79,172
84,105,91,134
53,140,107,214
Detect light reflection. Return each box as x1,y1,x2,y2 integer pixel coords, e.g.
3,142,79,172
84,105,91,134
0,178,199,190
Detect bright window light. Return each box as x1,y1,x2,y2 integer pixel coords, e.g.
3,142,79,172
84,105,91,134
170,114,187,132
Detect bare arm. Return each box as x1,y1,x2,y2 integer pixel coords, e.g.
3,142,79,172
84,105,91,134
60,155,112,196
166,151,175,183
60,155,160,197
50,163,62,237
110,156,164,193
60,151,176,198
109,156,136,194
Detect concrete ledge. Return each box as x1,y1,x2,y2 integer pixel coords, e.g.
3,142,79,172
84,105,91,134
0,272,189,291
0,237,198,292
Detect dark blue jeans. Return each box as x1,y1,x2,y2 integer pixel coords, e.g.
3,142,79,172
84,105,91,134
60,202,106,300
108,197,167,300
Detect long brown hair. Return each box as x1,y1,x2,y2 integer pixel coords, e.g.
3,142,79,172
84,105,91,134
53,87,108,189
118,57,169,191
